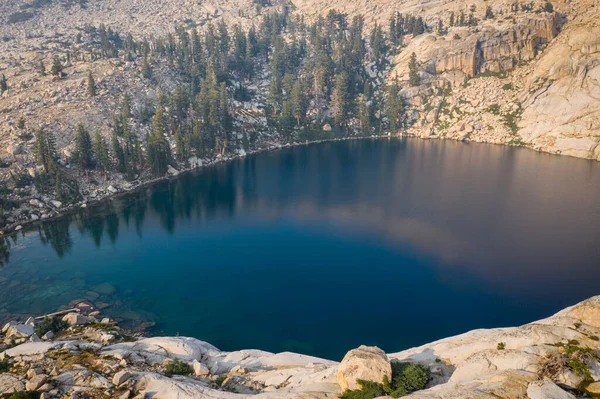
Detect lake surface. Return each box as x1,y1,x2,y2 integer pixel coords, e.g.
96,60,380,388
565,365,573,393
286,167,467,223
1,138,599,360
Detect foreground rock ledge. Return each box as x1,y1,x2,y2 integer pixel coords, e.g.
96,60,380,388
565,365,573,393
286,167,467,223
1,297,600,398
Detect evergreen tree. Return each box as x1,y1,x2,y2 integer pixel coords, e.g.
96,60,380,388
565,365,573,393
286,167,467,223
331,72,349,127
357,95,372,135
55,172,63,202
87,70,97,97
38,60,46,76
449,11,455,27
291,80,307,125
111,131,126,173
437,19,445,35
0,74,7,94
141,55,152,79
175,128,189,161
73,124,94,170
147,106,172,175
543,1,554,12
34,130,57,174
385,77,403,132
93,131,110,179
51,56,63,77
17,117,26,130
408,52,420,87
485,6,495,19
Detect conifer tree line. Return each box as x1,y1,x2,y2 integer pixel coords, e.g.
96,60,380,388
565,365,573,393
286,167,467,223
37,7,443,185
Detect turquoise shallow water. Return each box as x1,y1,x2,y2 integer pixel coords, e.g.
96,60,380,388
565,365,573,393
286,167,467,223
1,138,599,360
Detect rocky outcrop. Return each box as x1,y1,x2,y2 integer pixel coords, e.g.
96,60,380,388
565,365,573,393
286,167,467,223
1,296,600,398
336,345,391,390
519,10,600,159
430,13,560,78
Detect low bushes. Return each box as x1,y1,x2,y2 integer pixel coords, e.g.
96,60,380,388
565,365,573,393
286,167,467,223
165,359,193,377
34,316,69,337
340,362,430,399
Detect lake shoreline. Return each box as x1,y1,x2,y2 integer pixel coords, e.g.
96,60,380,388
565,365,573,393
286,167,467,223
1,296,599,398
0,134,394,238
1,129,578,239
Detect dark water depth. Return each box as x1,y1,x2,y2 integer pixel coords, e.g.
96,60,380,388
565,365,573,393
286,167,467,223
1,138,599,360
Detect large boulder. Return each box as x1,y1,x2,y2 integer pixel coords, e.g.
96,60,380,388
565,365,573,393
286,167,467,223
527,380,575,399
336,345,391,391
62,312,89,326
0,374,25,394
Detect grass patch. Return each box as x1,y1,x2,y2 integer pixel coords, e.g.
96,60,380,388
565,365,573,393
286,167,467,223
340,362,429,399
88,322,114,330
165,359,192,377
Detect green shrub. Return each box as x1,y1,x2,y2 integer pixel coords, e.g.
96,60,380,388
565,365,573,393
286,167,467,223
6,392,40,399
497,342,505,350
215,375,227,387
165,359,192,377
8,12,35,23
34,316,69,337
340,362,429,399
0,357,11,372
502,83,514,90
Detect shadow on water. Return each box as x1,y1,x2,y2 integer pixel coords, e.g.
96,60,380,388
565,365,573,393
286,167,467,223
1,138,599,360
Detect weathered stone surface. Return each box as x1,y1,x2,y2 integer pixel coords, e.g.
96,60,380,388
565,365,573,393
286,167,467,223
527,380,575,399
192,359,210,377
112,370,133,386
586,381,600,395
62,312,89,326
0,375,25,394
26,374,48,391
336,345,391,391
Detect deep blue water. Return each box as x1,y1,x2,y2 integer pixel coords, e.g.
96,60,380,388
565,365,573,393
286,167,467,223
1,138,599,360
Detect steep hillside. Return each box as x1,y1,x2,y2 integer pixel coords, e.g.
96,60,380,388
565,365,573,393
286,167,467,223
0,0,598,234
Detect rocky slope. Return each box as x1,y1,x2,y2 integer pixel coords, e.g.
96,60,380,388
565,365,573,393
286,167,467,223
2,297,600,398
0,0,598,235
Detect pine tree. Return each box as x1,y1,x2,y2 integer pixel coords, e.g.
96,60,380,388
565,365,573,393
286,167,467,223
17,117,25,130
112,131,126,173
449,12,455,27
331,72,349,127
408,52,420,87
0,74,7,94
485,6,495,19
543,1,554,12
358,95,372,135
93,131,110,179
38,60,46,76
55,172,63,202
175,129,189,161
147,107,172,175
34,130,57,174
87,71,97,97
437,19,445,35
51,56,63,77
73,124,94,170
291,80,307,125
385,77,403,132
268,70,282,116
121,94,132,120
141,55,152,79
